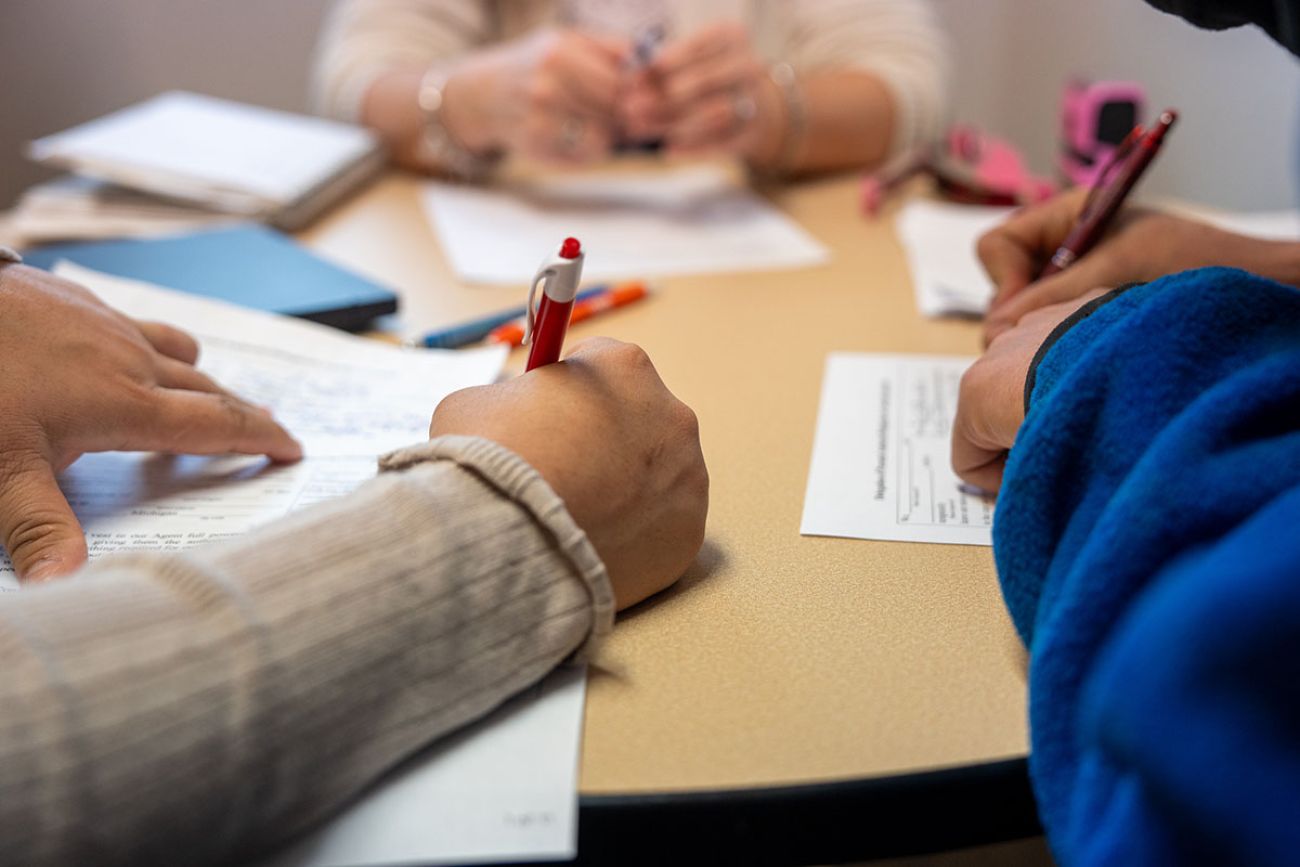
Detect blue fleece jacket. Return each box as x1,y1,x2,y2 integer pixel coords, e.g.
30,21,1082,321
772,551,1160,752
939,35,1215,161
994,268,1300,865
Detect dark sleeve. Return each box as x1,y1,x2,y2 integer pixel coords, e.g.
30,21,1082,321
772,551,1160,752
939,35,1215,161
993,267,1300,865
1142,0,1300,56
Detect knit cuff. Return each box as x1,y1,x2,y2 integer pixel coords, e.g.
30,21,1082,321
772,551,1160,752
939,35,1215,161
379,435,615,659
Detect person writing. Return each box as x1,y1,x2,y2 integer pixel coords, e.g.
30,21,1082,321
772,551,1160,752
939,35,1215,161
951,2,1300,863
0,255,708,865
312,0,946,177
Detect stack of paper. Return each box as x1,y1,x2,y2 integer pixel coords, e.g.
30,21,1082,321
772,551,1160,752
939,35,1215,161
27,91,383,235
0,266,589,866
7,175,239,246
422,164,831,284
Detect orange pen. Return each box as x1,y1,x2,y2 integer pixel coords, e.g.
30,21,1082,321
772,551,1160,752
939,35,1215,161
489,281,649,347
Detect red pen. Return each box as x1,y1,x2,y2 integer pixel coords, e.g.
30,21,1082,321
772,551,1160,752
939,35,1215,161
1039,110,1178,279
524,237,585,371
490,281,649,347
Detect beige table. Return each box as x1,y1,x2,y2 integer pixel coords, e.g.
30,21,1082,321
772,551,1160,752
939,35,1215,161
299,168,1036,862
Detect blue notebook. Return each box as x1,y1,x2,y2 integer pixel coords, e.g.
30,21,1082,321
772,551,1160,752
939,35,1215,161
23,224,398,331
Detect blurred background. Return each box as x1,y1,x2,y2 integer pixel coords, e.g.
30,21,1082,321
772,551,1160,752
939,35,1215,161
2,0,1298,209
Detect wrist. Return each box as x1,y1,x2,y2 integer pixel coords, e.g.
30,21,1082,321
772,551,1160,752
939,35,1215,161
744,73,787,170
1209,228,1300,288
438,63,499,155
747,63,806,174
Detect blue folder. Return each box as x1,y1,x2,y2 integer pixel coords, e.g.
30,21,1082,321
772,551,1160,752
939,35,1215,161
23,224,398,331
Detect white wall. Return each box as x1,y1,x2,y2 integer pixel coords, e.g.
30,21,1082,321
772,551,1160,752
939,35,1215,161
932,0,1300,209
3,0,1299,210
1,0,333,207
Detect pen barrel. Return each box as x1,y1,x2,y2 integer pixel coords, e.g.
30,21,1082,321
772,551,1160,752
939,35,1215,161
1042,127,1170,280
525,296,575,370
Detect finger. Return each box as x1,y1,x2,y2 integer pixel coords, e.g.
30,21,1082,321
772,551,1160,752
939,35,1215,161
978,188,1090,307
654,23,743,76
132,390,303,463
619,88,675,138
134,320,200,364
983,255,1118,344
575,31,632,64
563,336,625,359
553,39,627,115
0,457,88,582
667,94,745,151
663,54,754,110
154,357,225,395
951,445,1007,494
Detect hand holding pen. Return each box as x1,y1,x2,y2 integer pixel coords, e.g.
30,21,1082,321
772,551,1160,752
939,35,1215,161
980,111,1187,343
525,237,585,371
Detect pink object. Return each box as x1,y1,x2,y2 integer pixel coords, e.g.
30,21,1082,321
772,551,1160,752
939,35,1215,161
859,125,1056,216
1059,79,1148,187
940,125,1057,205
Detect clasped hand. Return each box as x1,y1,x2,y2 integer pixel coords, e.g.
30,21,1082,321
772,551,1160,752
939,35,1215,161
445,22,778,164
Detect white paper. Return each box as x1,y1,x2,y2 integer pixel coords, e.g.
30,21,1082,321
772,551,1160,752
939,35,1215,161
1,261,508,591
0,267,584,864
9,175,240,245
896,199,1300,318
894,200,1013,318
268,667,588,867
801,353,994,546
29,92,378,214
422,165,830,284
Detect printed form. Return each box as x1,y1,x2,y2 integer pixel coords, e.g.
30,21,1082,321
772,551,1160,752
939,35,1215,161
801,353,993,546
2,265,590,866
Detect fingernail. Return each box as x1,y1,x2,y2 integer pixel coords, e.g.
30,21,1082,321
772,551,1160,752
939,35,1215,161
24,558,69,583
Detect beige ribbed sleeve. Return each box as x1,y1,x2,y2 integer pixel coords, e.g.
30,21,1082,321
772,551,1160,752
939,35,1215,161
0,435,614,867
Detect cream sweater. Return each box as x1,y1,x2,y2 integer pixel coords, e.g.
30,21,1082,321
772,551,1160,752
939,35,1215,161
0,435,614,866
312,0,948,158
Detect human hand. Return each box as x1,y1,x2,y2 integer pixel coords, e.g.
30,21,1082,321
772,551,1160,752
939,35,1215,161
443,28,631,164
428,338,708,610
953,289,1110,493
621,22,780,161
979,187,1275,343
0,266,302,582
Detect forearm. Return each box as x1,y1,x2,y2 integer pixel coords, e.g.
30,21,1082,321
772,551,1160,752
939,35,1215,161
0,436,612,866
359,59,501,174
1200,230,1300,288
749,69,896,175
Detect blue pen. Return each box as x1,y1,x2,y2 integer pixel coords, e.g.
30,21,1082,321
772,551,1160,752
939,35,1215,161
408,286,608,349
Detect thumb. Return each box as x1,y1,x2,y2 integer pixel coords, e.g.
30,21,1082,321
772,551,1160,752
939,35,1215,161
0,457,88,582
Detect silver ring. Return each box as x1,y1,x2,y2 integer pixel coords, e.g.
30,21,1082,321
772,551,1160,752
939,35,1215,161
732,93,757,125
560,117,586,152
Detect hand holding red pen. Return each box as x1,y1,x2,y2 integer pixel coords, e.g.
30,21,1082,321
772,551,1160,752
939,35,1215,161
976,109,1300,343
978,190,1300,344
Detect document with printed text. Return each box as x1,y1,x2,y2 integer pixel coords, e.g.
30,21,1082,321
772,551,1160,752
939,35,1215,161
1,265,588,866
422,164,830,284
801,353,994,546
